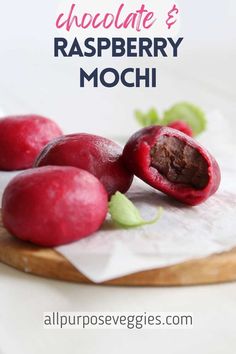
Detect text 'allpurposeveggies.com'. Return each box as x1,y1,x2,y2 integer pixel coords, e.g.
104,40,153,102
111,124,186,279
44,312,193,330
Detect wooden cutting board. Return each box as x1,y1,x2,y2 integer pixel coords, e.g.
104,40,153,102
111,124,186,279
1,212,236,286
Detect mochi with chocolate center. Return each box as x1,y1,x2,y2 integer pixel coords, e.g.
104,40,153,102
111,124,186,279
122,126,221,205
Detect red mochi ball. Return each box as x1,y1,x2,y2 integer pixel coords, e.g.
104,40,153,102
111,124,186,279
2,166,108,247
0,115,63,171
122,126,221,206
167,120,193,137
35,133,133,197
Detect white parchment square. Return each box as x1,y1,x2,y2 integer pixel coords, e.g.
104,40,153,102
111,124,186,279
56,112,236,282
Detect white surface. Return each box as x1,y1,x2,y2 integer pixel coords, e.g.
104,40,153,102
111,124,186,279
1,263,236,354
0,0,236,353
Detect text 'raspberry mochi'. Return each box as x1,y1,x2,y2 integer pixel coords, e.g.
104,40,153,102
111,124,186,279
35,133,133,197
2,166,108,246
0,115,63,171
122,126,221,206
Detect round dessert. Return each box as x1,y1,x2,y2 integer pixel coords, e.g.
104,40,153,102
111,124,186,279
0,115,63,171
122,126,221,206
2,166,108,246
167,120,193,137
35,133,133,197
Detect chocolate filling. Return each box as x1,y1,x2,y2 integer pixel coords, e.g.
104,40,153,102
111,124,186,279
150,136,209,189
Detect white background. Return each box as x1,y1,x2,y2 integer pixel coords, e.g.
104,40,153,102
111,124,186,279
0,0,235,135
0,1,236,353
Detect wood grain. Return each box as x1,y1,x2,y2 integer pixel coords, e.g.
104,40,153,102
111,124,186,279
0,212,236,286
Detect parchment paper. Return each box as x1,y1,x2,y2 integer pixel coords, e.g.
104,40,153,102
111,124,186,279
56,112,236,282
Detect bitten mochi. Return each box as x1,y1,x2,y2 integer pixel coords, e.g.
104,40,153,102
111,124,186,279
122,126,221,206
2,166,108,246
0,115,63,171
35,133,133,197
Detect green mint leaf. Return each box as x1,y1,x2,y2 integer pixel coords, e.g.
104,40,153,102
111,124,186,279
135,108,160,127
162,102,207,136
109,192,163,228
